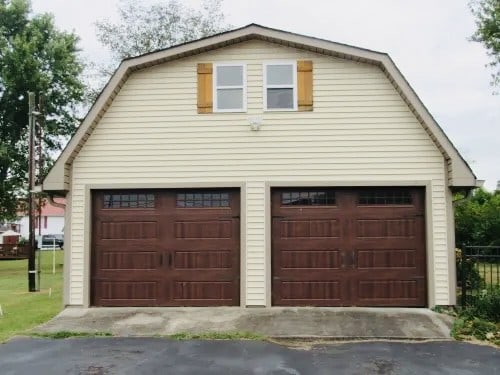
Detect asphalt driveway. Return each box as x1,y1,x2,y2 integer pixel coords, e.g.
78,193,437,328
1,337,498,374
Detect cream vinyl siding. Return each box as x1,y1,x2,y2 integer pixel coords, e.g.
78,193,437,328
69,40,451,306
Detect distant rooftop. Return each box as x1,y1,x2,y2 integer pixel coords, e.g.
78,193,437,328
16,198,65,217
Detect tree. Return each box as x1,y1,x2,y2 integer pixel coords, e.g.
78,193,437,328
455,188,500,247
0,0,85,220
93,0,230,87
470,0,500,88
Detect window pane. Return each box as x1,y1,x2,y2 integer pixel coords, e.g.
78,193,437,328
358,190,412,205
217,88,243,109
103,193,155,209
267,88,293,109
281,191,336,206
216,66,243,86
176,191,230,207
267,64,293,85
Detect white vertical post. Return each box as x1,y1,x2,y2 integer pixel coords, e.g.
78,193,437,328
52,238,56,274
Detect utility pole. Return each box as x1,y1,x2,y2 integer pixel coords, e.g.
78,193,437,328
36,93,45,291
28,92,36,292
27,92,45,292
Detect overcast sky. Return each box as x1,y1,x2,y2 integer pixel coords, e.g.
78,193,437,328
31,0,499,190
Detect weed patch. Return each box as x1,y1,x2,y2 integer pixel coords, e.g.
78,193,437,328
168,331,266,341
452,287,500,346
31,331,112,339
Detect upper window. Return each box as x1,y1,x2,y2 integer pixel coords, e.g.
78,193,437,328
213,64,246,112
264,61,297,111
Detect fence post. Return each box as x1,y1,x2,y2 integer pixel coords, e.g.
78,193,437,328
461,246,467,308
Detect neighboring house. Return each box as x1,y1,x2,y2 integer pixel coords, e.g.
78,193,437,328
15,198,65,239
43,24,477,308
0,224,14,233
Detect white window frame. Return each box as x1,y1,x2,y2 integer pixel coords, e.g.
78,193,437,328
213,63,247,113
263,60,297,111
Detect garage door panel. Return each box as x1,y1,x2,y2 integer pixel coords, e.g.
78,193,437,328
355,217,418,239
93,280,160,307
174,219,233,239
277,219,341,239
355,248,419,270
279,249,342,270
173,214,239,246
171,280,237,305
96,249,160,270
99,221,159,240
275,280,344,304
355,279,426,306
173,250,234,269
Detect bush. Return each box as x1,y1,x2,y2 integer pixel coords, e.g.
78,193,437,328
468,287,500,322
456,249,482,288
452,287,500,346
453,317,498,341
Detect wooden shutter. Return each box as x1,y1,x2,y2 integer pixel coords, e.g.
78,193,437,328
297,60,313,111
197,63,213,114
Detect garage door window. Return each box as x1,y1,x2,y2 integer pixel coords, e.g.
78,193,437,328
282,190,336,206
177,192,230,208
103,193,155,209
358,190,412,205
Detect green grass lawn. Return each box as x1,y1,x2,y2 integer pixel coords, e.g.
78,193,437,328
0,250,64,342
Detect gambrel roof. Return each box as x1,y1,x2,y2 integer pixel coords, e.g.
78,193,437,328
43,24,476,192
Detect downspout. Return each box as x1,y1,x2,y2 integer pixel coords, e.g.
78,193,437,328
452,180,484,207
47,194,66,209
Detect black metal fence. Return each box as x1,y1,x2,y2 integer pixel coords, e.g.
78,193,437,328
459,246,500,307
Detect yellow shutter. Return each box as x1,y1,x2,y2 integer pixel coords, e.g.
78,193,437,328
197,63,213,114
297,60,313,111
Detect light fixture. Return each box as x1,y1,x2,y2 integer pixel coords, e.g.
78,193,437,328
248,116,263,131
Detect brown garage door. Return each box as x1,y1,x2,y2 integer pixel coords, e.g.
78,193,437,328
91,189,240,306
272,187,426,307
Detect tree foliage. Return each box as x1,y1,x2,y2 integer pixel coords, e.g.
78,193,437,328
95,0,230,64
470,0,500,88
0,0,85,220
455,188,500,247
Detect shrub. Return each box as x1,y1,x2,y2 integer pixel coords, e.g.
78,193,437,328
453,287,500,346
456,249,482,288
469,287,500,322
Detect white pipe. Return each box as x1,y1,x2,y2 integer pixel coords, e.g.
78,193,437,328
52,239,56,274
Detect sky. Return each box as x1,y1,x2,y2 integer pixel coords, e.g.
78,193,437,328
31,0,499,190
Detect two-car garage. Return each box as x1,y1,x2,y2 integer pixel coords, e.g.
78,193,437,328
91,187,426,307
